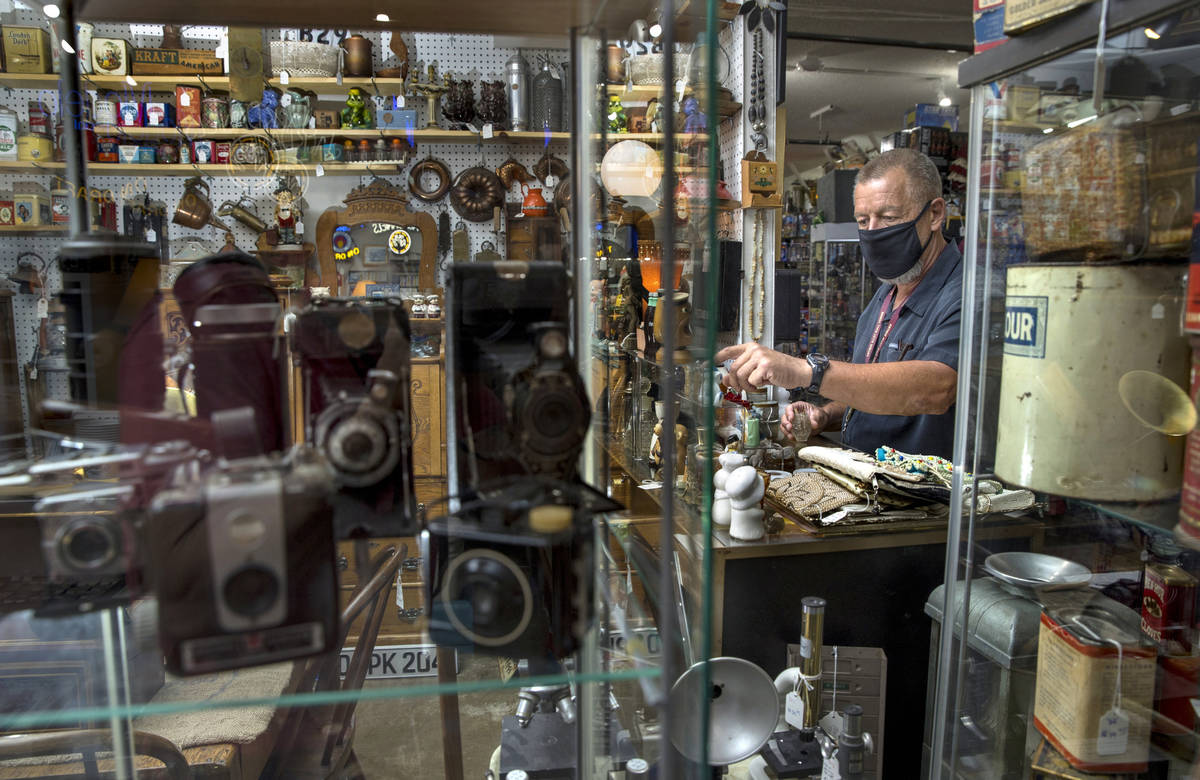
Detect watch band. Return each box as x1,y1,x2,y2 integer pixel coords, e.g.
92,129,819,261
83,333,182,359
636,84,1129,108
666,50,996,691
805,353,829,395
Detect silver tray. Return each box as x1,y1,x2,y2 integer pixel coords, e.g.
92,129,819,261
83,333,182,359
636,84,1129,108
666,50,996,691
983,551,1091,595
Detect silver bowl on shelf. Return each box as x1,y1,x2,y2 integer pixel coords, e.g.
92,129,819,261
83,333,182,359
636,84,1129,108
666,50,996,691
983,551,1092,597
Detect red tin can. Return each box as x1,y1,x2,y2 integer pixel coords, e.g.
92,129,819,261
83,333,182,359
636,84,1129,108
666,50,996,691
96,136,120,163
1141,562,1197,654
215,141,231,164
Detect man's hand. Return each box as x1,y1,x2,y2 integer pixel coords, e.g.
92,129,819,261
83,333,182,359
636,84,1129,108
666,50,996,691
781,401,831,442
715,342,807,393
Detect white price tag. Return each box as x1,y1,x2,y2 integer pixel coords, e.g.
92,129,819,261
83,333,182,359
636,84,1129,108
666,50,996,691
784,691,805,730
1097,708,1129,756
280,92,293,107
279,69,290,85
1151,302,1165,320
294,220,304,235
395,94,405,108
821,757,841,780
35,297,48,320
316,163,325,177
820,710,845,740
481,123,494,140
215,36,228,61
146,228,156,243
179,91,191,106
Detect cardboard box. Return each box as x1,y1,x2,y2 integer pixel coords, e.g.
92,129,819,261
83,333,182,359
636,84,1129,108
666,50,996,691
376,108,417,130
175,86,202,128
905,103,959,131
132,48,223,75
974,6,1010,52
313,109,340,130
2,27,52,74
13,193,50,225
91,37,133,76
1005,0,1095,34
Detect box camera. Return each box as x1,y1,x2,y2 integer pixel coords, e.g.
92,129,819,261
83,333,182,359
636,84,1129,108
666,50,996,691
147,446,338,675
422,480,619,661
291,297,417,538
446,262,583,496
0,441,195,617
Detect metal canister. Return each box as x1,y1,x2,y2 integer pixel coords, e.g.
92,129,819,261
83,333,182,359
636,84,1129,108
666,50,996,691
18,134,53,160
94,98,117,126
191,139,215,164
342,34,373,77
530,58,563,133
155,140,178,164
1141,562,1197,653
201,94,228,129
505,53,530,131
96,136,119,162
27,101,52,136
0,106,18,160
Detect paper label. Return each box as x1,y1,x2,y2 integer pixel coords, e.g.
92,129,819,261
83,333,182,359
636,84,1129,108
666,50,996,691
482,123,494,139
821,758,841,780
315,163,325,177
1097,708,1130,756
819,710,844,740
178,91,191,106
146,228,156,243
294,220,304,235
784,691,805,729
35,297,48,320
279,69,290,85
395,94,405,108
800,636,813,659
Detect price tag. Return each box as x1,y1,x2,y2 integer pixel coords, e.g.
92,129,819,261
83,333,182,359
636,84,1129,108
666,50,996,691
215,36,229,61
1097,708,1129,756
784,691,805,729
544,173,558,189
281,92,293,107
821,757,841,780
482,123,494,140
395,95,405,108
178,91,191,106
145,228,156,243
295,220,304,235
35,297,48,320
316,163,325,177
820,710,845,740
280,69,290,85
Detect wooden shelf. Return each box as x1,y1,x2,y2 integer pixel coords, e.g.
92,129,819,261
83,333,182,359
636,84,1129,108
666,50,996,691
604,84,741,120
0,224,68,233
598,132,706,145
90,126,571,144
0,72,409,93
0,160,424,176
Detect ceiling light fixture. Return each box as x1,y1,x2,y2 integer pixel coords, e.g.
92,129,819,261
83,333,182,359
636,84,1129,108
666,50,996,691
938,93,952,108
375,13,390,22
42,3,59,16
1143,26,1161,39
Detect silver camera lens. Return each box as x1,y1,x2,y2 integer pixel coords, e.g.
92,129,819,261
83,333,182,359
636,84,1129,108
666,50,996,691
56,517,121,573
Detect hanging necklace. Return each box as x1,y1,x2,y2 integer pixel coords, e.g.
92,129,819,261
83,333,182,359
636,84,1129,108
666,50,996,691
750,209,765,340
749,29,767,151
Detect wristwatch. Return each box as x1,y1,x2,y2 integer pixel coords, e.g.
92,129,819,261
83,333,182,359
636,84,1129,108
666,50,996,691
805,352,830,395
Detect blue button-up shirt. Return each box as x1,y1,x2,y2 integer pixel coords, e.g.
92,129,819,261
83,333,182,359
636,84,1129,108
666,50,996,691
841,241,963,460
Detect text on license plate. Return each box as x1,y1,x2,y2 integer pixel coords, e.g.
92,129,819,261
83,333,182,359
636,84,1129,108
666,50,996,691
340,644,458,680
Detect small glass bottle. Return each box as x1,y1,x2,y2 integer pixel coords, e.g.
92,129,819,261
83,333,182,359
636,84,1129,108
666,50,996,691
357,139,371,161
342,139,355,162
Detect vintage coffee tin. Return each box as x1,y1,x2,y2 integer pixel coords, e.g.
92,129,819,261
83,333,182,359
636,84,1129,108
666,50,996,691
50,187,70,224
0,191,14,225
94,98,118,126
27,100,52,136
117,144,140,164
1141,562,1196,653
117,101,142,127
17,134,52,161
214,142,231,164
156,140,179,164
191,139,215,164
175,86,202,127
0,107,18,161
143,101,174,127
201,94,229,129
96,136,120,162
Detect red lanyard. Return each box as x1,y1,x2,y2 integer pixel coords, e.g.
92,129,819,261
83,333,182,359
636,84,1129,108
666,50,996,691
864,288,903,364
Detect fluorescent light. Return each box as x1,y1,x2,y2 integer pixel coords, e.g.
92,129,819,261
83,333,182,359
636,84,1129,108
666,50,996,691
938,95,952,107
60,39,73,54
125,75,137,86
1066,114,1097,128
375,12,390,21
41,3,59,16
1144,26,1161,39
649,22,663,38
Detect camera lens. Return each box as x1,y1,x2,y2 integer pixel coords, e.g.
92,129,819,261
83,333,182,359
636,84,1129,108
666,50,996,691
319,405,401,488
223,565,281,618
58,518,120,572
442,549,533,648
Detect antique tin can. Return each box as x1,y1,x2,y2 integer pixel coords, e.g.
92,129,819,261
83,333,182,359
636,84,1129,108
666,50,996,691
322,142,343,162
605,44,626,84
178,141,191,164
156,140,179,164
0,192,13,225
229,99,248,129
0,107,18,160
1141,562,1197,653
175,86,202,127
50,187,70,224
143,101,174,127
27,100,52,136
94,98,118,126
3,27,52,73
191,139,215,164
117,101,142,127
201,94,229,129
215,141,231,164
342,34,373,77
75,22,94,74
96,136,119,162
17,134,52,161
505,53,530,131
117,144,140,164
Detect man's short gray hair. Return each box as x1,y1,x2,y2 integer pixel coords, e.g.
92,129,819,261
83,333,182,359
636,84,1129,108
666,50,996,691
855,148,942,206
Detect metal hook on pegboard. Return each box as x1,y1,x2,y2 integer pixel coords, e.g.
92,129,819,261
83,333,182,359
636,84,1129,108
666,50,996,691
196,74,213,95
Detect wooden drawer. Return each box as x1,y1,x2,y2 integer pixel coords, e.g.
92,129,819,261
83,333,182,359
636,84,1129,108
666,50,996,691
340,582,428,647
335,537,421,590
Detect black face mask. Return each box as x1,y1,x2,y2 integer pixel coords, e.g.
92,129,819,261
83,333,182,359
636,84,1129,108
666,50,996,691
858,200,934,281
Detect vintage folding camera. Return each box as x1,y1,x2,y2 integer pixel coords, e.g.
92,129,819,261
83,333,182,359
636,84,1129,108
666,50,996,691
422,480,619,661
0,441,195,617
147,446,339,675
291,297,417,538
446,262,582,497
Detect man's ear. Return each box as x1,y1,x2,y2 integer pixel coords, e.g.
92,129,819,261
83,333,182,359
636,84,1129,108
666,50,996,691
930,197,947,232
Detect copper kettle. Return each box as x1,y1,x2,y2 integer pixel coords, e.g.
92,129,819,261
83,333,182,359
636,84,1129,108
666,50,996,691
173,176,231,232
520,183,548,217
342,34,373,77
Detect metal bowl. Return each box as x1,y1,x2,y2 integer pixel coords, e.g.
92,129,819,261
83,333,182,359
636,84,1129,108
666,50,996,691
983,552,1092,594
669,656,779,766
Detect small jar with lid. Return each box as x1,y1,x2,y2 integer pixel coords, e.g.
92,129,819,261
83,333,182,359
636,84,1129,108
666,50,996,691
357,139,371,161
343,139,355,161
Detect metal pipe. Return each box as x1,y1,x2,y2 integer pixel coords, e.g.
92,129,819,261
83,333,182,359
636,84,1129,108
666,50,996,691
798,596,826,730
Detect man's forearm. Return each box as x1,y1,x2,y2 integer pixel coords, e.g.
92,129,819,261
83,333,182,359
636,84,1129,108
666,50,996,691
816,402,847,433
821,360,956,416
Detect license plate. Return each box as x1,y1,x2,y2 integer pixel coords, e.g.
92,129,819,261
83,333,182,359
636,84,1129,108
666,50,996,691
340,644,457,680
605,626,662,659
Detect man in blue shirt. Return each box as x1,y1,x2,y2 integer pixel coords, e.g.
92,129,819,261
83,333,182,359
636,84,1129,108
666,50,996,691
717,148,962,459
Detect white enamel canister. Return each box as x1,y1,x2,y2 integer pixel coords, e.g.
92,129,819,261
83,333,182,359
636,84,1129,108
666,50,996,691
995,263,1191,501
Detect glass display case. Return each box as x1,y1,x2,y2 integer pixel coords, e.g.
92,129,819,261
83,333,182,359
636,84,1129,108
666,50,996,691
928,1,1200,777
806,222,866,362
0,1,727,777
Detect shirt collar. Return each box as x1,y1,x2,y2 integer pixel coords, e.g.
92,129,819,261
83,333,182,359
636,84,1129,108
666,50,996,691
895,241,961,317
